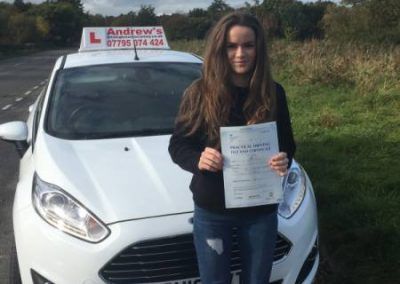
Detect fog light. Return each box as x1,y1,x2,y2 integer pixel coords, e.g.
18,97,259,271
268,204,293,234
31,269,54,284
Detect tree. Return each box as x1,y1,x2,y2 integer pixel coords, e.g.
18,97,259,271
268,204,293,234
282,1,329,40
207,0,234,20
134,5,158,26
188,8,207,18
111,12,135,26
162,13,212,40
0,3,13,44
324,0,400,44
31,1,84,45
262,0,296,15
8,13,38,44
35,15,50,41
84,13,107,27
341,0,368,5
259,0,297,37
55,0,83,11
13,0,27,11
256,0,332,40
367,0,400,30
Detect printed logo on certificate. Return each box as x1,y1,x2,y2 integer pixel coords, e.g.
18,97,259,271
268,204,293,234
220,122,283,208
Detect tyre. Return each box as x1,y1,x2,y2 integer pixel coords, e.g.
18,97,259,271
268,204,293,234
9,239,22,284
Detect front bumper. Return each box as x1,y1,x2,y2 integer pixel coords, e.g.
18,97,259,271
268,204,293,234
273,173,319,284
14,177,318,284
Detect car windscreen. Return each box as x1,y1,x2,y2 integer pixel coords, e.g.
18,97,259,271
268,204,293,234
46,62,202,139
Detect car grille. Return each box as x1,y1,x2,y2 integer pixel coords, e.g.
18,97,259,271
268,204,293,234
99,232,291,283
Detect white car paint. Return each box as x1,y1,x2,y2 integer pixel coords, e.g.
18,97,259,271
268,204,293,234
33,133,194,223
0,122,28,141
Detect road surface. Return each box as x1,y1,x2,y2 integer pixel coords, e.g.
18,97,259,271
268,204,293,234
0,49,74,283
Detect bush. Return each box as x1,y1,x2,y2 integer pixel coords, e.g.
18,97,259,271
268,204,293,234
323,0,400,44
270,40,400,94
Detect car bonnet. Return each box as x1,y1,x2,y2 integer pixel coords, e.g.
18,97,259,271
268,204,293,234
33,132,194,224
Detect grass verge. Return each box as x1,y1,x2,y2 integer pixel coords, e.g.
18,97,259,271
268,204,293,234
285,83,400,283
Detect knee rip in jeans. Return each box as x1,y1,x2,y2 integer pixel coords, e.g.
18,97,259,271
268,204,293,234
206,238,223,255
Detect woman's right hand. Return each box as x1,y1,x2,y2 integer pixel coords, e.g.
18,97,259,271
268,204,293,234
198,147,223,172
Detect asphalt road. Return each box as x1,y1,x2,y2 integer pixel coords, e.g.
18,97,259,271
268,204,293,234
0,49,75,283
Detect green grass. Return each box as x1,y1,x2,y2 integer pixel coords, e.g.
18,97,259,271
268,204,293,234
284,82,400,283
171,39,400,283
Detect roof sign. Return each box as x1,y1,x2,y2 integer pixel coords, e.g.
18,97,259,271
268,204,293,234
79,26,169,52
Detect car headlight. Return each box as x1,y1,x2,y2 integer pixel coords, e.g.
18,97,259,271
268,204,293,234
32,174,110,243
278,165,306,219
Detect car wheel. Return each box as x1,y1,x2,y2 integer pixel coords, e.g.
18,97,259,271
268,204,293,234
9,239,22,284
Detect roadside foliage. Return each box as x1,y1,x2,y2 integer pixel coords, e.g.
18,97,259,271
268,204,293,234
1,0,398,48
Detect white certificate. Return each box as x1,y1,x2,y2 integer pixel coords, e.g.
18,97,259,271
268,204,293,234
220,122,283,208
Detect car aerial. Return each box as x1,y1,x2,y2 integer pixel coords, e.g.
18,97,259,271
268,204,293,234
0,26,319,284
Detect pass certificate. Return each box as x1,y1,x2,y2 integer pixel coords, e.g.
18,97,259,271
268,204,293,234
220,122,283,208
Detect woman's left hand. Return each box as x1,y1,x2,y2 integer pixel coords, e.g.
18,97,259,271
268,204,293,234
268,152,289,176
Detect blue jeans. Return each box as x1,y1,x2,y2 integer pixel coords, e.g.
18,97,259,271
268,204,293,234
193,205,278,284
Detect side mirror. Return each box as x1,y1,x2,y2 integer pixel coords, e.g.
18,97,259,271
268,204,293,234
0,121,29,157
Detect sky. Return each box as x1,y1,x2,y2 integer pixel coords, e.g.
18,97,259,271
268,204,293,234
4,0,337,16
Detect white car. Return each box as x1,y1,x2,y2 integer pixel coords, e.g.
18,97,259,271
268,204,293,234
0,27,319,284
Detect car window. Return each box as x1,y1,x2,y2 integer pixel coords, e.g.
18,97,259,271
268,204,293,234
45,62,201,139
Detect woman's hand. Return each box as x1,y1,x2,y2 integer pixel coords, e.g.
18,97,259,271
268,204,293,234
268,152,289,176
198,147,223,172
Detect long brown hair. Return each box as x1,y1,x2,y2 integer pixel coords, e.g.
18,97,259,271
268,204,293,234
176,12,276,147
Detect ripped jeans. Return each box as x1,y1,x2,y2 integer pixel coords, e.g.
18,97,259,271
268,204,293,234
193,205,278,284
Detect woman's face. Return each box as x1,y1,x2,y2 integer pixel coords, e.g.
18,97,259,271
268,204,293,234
226,25,256,77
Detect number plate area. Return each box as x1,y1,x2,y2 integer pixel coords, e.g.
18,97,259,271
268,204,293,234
159,270,241,284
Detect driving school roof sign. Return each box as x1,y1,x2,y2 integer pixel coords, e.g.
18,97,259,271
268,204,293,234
79,26,169,52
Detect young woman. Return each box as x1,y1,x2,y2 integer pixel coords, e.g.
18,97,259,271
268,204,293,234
169,12,296,284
